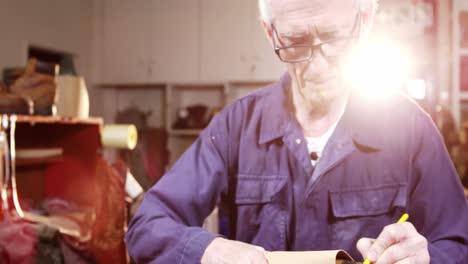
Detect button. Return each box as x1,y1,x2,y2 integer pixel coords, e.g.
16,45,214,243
295,138,302,144
310,152,319,161
211,136,216,140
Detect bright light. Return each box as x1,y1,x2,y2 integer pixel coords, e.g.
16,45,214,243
342,39,413,99
406,79,426,100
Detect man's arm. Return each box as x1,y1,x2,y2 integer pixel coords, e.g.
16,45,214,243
125,115,229,263
409,113,468,262
358,112,468,263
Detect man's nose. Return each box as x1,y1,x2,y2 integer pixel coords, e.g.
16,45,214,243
303,50,331,77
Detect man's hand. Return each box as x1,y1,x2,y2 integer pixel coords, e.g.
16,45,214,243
201,237,268,264
357,222,430,264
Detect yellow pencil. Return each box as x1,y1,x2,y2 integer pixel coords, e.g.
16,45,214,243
362,214,409,264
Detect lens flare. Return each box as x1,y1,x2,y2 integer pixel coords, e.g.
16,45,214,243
406,79,426,100
342,39,413,99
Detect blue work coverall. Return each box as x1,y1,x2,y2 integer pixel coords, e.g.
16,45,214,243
126,74,468,263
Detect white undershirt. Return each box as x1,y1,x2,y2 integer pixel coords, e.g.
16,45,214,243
305,104,346,167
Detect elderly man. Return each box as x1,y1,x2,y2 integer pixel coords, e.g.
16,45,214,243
126,0,468,263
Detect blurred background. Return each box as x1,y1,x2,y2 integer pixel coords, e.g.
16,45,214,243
0,0,467,262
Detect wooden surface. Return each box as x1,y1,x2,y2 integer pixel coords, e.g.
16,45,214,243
11,114,102,125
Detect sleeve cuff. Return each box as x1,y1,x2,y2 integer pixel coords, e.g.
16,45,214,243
428,242,466,264
179,228,221,264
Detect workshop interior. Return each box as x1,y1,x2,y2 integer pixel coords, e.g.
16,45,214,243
0,0,467,263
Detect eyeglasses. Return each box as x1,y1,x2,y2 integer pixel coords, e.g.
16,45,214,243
272,12,361,63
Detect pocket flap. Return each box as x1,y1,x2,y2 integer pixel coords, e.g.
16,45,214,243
330,184,407,218
235,175,287,204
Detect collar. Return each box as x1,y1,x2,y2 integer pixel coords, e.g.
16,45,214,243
258,73,384,151
337,91,386,151
259,73,293,144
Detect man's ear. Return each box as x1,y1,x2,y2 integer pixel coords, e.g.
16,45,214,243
261,20,274,48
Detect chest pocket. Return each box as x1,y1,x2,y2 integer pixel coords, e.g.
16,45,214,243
330,183,407,217
234,174,288,250
235,175,287,204
328,184,407,253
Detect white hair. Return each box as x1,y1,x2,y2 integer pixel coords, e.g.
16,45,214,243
258,0,379,23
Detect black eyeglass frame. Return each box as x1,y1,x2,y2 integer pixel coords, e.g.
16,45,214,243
271,11,362,63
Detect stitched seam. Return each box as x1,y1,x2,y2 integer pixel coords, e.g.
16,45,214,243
236,196,268,200
335,208,390,216
237,173,285,178
335,207,390,213
178,231,206,264
235,199,269,204
329,183,406,194
280,212,286,249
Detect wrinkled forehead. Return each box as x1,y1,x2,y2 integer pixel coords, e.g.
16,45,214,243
271,0,359,36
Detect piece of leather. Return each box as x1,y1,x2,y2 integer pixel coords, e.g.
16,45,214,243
265,250,354,264
10,59,56,112
0,92,29,114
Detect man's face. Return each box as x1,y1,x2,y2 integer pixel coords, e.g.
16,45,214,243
269,0,362,111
